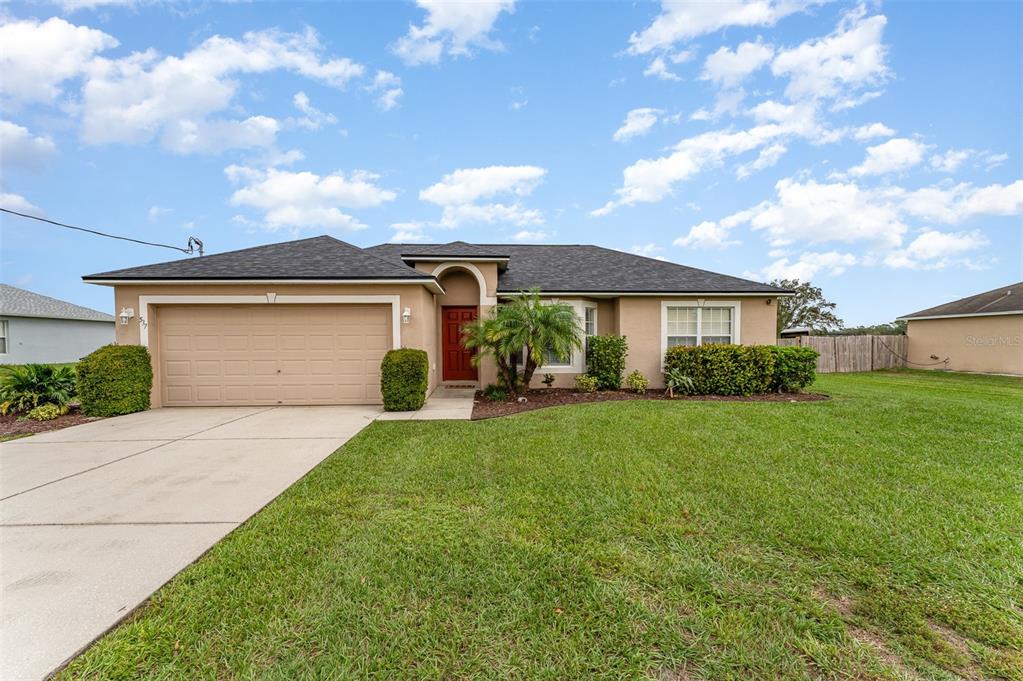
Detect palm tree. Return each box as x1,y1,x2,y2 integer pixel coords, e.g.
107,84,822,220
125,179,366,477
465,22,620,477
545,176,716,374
463,288,582,394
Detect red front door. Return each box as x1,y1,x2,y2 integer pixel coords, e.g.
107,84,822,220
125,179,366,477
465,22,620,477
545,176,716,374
442,306,478,382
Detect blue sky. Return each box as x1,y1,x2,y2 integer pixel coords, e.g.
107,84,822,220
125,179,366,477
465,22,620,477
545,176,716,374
1,0,1020,325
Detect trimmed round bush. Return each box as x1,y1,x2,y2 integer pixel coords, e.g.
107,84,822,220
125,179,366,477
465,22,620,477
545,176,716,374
380,348,429,411
77,344,153,417
768,346,819,393
586,334,628,390
663,344,775,396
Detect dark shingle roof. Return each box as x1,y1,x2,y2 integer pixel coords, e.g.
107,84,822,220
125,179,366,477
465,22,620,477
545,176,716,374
0,284,114,322
368,243,787,294
900,282,1023,319
394,241,510,258
84,236,431,281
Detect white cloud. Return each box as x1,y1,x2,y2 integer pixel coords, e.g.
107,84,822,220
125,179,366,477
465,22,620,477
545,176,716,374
594,104,829,214
630,243,664,257
391,222,431,242
771,8,889,103
899,180,1023,224
57,0,135,10
613,108,662,142
226,166,396,231
701,40,774,88
80,28,364,152
883,229,989,270
758,251,858,280
0,192,42,214
419,165,546,228
673,220,742,249
981,152,1008,170
0,120,57,170
852,122,894,140
736,142,786,179
0,17,117,106
147,205,171,221
929,148,972,173
392,0,515,66
368,70,403,110
513,230,550,242
732,178,909,249
627,0,815,55
292,91,337,130
847,137,928,177
643,56,681,81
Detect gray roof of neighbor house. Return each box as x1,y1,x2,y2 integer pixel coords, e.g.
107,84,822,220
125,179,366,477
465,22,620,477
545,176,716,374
368,242,787,294
83,236,787,295
83,236,434,282
0,284,115,322
899,282,1023,320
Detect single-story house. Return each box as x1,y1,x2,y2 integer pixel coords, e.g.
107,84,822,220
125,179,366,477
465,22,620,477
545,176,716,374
83,236,790,407
898,282,1022,375
0,284,115,364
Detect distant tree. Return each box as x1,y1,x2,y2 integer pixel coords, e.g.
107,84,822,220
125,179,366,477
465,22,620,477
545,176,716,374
823,320,907,336
772,279,843,336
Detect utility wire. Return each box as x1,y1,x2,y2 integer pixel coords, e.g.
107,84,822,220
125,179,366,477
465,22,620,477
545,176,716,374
0,207,204,256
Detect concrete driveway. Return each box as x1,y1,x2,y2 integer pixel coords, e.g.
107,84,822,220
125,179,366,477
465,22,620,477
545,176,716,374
0,405,381,681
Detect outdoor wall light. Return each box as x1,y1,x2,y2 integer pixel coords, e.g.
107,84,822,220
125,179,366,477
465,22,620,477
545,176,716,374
766,298,772,305
119,307,135,325
402,307,412,324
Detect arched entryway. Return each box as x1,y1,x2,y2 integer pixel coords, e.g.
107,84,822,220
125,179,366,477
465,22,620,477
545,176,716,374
435,265,483,383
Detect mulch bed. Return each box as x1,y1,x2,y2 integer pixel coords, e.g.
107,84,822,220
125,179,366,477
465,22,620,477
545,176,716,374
472,388,829,420
0,406,102,438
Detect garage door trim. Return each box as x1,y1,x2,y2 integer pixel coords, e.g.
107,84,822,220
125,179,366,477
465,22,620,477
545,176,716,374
138,294,402,349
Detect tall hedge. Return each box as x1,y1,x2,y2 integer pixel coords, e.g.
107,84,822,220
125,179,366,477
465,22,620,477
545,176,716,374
380,348,429,411
768,346,819,393
77,344,153,416
586,335,628,390
663,344,775,396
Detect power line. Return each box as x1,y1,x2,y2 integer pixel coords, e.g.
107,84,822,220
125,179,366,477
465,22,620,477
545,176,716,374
0,207,204,256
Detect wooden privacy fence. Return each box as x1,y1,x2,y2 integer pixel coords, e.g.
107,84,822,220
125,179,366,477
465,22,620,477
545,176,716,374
776,335,907,373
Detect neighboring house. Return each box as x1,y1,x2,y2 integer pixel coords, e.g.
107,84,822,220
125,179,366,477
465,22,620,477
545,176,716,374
898,282,1022,375
83,236,790,407
779,326,812,339
0,284,115,364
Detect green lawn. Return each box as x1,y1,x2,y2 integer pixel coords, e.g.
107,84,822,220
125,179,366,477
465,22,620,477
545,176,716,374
62,371,1023,680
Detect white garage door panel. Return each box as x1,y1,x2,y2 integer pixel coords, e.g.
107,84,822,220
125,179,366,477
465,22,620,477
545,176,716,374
157,304,391,406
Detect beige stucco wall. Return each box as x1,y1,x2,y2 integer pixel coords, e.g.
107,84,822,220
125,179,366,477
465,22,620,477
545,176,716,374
107,282,440,407
531,296,779,389
907,315,1022,375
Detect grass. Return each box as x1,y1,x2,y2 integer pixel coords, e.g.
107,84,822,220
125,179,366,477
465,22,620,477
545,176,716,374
61,371,1023,680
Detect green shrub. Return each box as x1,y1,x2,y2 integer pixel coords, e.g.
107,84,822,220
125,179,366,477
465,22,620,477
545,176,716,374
663,344,775,396
27,403,69,421
768,346,819,392
483,384,509,402
541,373,556,388
77,345,153,417
586,335,628,390
380,348,429,411
625,370,649,393
574,375,599,393
664,368,695,398
0,364,77,414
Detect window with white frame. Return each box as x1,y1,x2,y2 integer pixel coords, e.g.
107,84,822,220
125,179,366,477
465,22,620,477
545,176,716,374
543,344,572,366
0,320,7,354
665,304,736,347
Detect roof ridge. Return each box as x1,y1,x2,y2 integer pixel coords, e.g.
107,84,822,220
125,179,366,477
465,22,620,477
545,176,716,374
333,237,431,278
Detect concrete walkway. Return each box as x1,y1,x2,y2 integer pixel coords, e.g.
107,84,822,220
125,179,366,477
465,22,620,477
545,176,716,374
376,386,476,421
0,405,380,681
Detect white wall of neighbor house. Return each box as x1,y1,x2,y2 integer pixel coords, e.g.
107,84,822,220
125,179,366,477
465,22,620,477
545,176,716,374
906,315,1023,375
0,316,114,364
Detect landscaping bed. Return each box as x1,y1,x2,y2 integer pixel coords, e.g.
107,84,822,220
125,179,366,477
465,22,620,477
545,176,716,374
0,406,100,438
473,387,828,419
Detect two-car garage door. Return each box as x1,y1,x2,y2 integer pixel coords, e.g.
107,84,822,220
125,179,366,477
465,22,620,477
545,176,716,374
157,304,391,406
